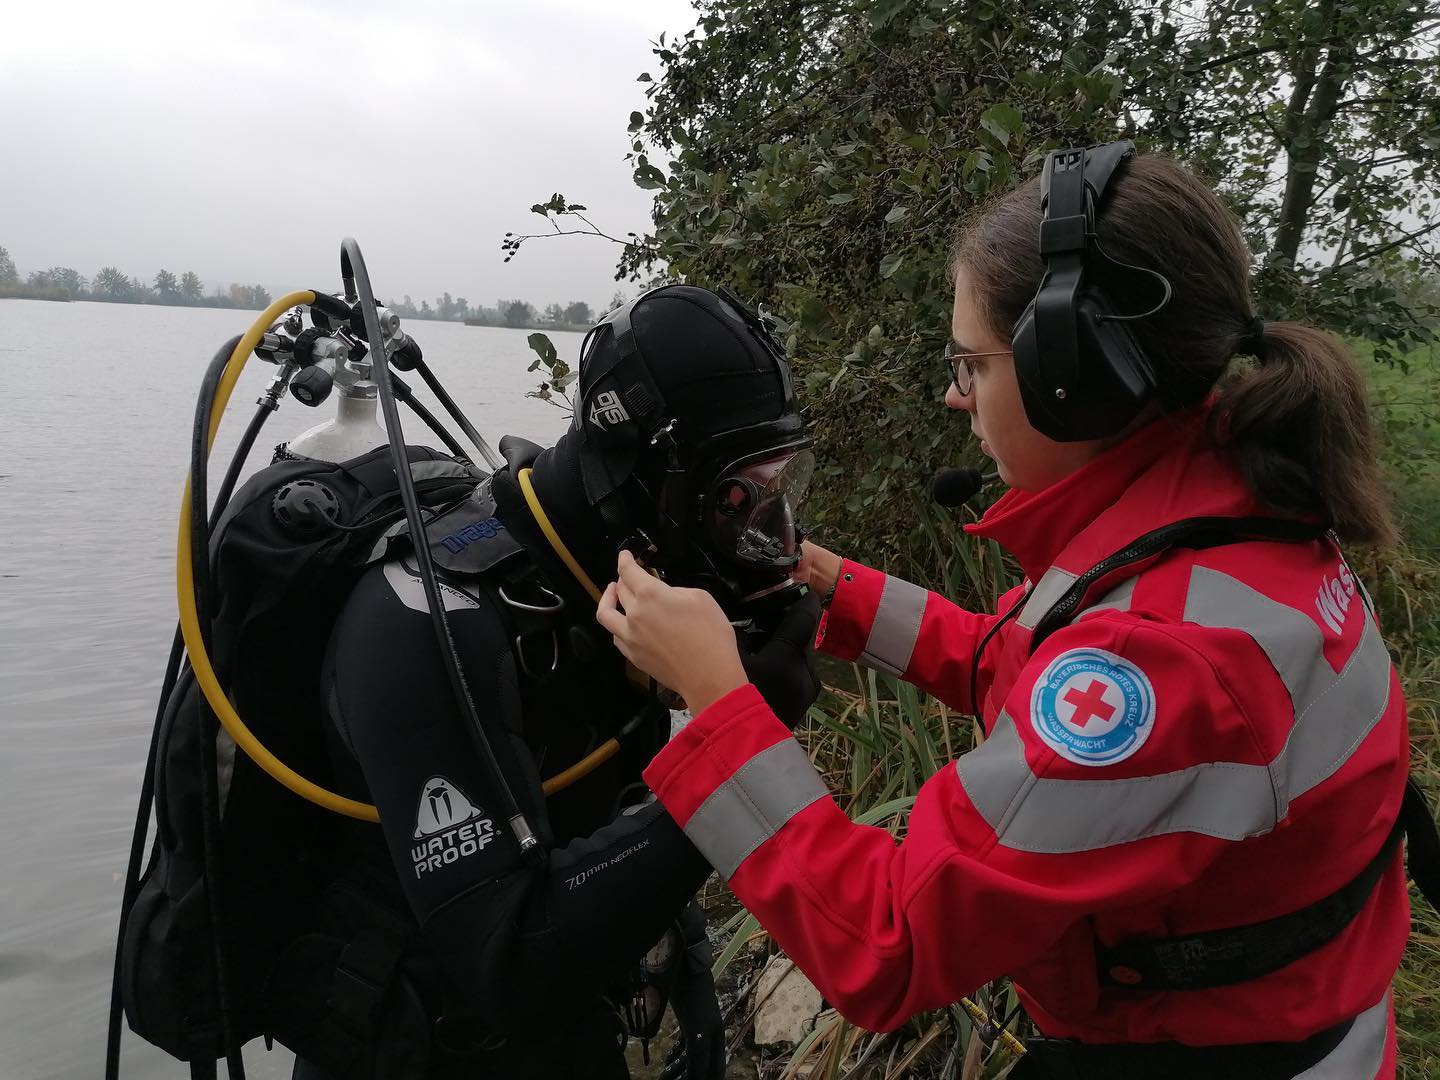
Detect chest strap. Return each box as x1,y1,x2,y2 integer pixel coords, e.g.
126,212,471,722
1014,1014,1352,1080
1097,778,1434,991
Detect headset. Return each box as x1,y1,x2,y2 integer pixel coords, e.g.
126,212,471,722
1011,139,1173,443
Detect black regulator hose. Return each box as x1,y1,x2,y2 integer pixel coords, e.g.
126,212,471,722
390,372,471,461
410,357,504,471
106,340,275,1080
341,238,540,859
104,628,181,1080
188,338,249,1080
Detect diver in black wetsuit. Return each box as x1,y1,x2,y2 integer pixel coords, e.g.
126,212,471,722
293,285,822,1079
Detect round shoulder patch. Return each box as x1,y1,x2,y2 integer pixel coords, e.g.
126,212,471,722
1029,648,1156,767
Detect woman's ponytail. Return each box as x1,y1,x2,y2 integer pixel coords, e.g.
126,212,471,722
1212,321,1398,547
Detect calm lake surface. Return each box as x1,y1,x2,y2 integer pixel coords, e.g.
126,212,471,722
0,299,576,1079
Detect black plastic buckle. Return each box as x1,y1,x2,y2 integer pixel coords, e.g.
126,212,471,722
1039,214,1089,255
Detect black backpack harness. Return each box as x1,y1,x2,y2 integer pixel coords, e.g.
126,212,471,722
118,444,665,1080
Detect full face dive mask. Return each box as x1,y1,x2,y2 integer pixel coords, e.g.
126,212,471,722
571,284,813,617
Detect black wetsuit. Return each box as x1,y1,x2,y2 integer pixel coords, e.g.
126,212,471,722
296,458,714,1079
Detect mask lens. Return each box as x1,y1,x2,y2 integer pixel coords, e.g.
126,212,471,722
710,449,814,567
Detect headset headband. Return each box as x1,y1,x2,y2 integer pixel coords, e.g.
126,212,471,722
1032,140,1135,403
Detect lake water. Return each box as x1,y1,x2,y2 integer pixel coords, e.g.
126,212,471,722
0,299,577,1080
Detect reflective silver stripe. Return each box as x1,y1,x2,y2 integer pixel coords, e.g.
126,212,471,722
1019,569,1133,631
1293,992,1388,1079
858,575,929,677
1082,576,1135,619
955,565,1392,853
1017,567,1079,629
1185,568,1392,811
681,739,829,879
956,710,1281,852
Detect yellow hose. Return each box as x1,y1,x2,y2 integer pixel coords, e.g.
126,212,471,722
542,739,620,795
176,291,381,822
517,467,603,602
517,465,634,793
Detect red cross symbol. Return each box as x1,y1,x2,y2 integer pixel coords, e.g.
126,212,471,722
1063,679,1116,729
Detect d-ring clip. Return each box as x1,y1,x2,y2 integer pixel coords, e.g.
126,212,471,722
498,581,566,614
515,631,560,679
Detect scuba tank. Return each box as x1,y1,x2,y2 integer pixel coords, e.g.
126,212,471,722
285,386,386,463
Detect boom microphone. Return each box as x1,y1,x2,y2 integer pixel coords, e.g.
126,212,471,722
931,467,998,507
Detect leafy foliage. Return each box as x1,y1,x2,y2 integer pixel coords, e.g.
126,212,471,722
524,330,577,410
616,0,1144,563
1130,0,1440,358
601,0,1439,567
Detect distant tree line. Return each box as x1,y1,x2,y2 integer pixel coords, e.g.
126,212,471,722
1,245,612,330
385,293,619,332
0,247,273,309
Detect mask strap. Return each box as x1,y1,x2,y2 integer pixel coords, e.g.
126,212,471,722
649,423,690,574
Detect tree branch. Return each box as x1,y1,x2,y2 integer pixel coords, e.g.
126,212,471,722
1334,94,1438,113
1184,34,1354,76
1327,218,1440,272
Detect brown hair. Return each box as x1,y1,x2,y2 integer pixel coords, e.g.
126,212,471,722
951,153,1398,547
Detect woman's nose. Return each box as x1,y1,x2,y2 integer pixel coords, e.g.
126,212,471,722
944,381,973,411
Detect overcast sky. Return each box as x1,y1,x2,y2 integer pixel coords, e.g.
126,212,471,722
1,0,698,310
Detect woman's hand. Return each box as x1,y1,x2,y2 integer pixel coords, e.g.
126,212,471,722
596,550,748,715
793,540,843,597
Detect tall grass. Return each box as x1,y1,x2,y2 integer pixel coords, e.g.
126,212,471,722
706,345,1440,1077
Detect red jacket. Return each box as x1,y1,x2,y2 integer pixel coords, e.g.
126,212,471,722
644,408,1409,1076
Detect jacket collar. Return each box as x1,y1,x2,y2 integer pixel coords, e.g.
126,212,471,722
964,406,1264,586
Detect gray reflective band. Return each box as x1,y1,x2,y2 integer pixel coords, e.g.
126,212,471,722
956,565,1392,853
1293,992,1387,1079
1018,569,1134,631
1186,567,1391,804
859,575,929,677
681,739,830,879
1017,567,1079,629
957,710,1282,851
1084,576,1135,619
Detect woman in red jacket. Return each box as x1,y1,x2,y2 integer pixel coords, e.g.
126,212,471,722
597,144,1413,1079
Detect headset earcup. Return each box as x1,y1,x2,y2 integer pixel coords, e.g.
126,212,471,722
1010,300,1071,440
1070,291,1158,440
1010,294,1158,444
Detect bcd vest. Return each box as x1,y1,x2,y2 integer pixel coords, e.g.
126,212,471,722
117,444,664,1080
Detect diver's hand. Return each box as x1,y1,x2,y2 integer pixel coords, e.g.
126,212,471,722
740,592,822,729
597,550,747,715
793,540,843,597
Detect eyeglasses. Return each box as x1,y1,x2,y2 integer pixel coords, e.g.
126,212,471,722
942,342,1011,396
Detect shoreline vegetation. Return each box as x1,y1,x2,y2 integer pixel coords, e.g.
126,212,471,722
0,246,608,333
